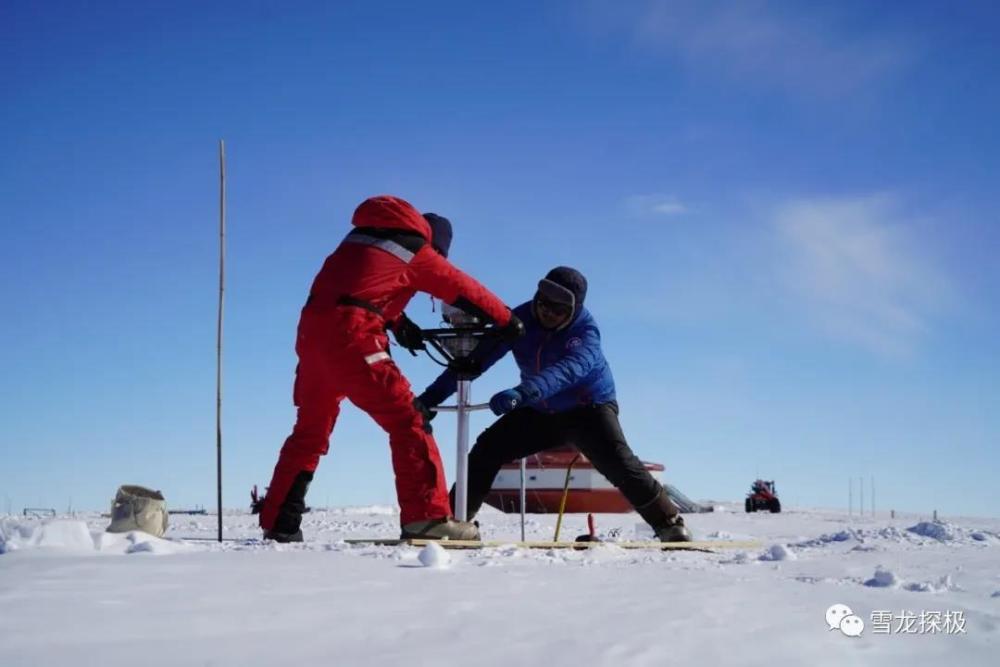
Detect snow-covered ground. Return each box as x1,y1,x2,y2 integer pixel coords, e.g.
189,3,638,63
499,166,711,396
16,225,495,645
2,504,998,666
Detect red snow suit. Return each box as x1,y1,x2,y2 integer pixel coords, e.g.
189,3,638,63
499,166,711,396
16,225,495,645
259,195,512,531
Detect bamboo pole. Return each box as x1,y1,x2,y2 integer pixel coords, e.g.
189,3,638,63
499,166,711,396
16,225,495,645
553,454,581,542
216,140,226,542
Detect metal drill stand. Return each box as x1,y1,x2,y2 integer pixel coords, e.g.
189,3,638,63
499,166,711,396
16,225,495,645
420,305,496,524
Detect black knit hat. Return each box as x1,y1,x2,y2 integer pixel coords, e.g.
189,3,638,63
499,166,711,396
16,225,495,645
423,213,452,257
543,266,587,308
535,266,587,330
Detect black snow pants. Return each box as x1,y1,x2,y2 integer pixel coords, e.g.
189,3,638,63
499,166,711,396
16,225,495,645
450,402,680,530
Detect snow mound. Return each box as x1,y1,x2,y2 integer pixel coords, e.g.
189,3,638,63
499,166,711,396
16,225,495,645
759,544,796,561
823,529,858,542
793,528,862,548
908,521,957,541
417,542,451,568
969,531,999,543
1,520,30,553
97,531,197,555
871,526,910,540
794,526,912,550
0,519,199,556
902,522,998,544
787,521,997,549
865,566,901,588
991,590,1000,598
36,520,94,550
792,523,1000,550
0,519,95,552
903,574,959,593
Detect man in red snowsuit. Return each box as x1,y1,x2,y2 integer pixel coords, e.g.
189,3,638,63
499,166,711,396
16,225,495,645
257,195,522,542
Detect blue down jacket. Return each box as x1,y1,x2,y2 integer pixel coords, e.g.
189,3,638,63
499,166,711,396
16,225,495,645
420,301,616,413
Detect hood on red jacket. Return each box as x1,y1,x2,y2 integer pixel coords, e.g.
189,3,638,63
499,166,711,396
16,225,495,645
351,195,431,241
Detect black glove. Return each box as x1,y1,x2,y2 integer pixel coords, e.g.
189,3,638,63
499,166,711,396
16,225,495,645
498,313,526,342
489,388,523,416
414,395,437,421
391,313,425,355
413,396,436,434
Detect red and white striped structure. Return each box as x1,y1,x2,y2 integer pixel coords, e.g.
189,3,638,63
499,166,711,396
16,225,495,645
484,446,664,514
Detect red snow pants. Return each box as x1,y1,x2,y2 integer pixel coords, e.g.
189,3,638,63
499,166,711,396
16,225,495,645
259,306,451,530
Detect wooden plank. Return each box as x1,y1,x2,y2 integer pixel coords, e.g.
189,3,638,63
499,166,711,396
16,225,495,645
343,538,760,550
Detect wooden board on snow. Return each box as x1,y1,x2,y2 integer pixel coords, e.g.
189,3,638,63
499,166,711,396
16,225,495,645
344,538,760,551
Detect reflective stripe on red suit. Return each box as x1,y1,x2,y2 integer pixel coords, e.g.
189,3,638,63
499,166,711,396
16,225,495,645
259,195,511,530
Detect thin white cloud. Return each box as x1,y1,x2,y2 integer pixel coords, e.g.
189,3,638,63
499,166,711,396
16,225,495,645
581,1,913,98
626,193,688,218
773,194,948,356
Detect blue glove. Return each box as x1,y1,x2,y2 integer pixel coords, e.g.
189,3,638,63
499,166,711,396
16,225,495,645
489,388,523,416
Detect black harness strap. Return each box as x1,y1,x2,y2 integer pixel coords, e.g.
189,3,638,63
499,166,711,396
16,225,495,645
335,295,384,317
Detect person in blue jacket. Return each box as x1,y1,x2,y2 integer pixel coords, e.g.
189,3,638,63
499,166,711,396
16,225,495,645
416,266,693,542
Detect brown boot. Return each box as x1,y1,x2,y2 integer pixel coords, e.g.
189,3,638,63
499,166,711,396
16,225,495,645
654,515,693,543
400,517,481,541
636,487,693,542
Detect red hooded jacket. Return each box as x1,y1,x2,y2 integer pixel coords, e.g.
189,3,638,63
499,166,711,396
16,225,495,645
301,195,510,348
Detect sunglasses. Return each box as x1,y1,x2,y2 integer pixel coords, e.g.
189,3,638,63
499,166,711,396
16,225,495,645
535,295,572,317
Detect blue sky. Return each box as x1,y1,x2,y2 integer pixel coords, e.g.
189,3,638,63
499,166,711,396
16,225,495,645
2,1,998,518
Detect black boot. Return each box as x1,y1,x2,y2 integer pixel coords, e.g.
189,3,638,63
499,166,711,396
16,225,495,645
263,528,304,543
636,486,693,542
264,470,313,542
